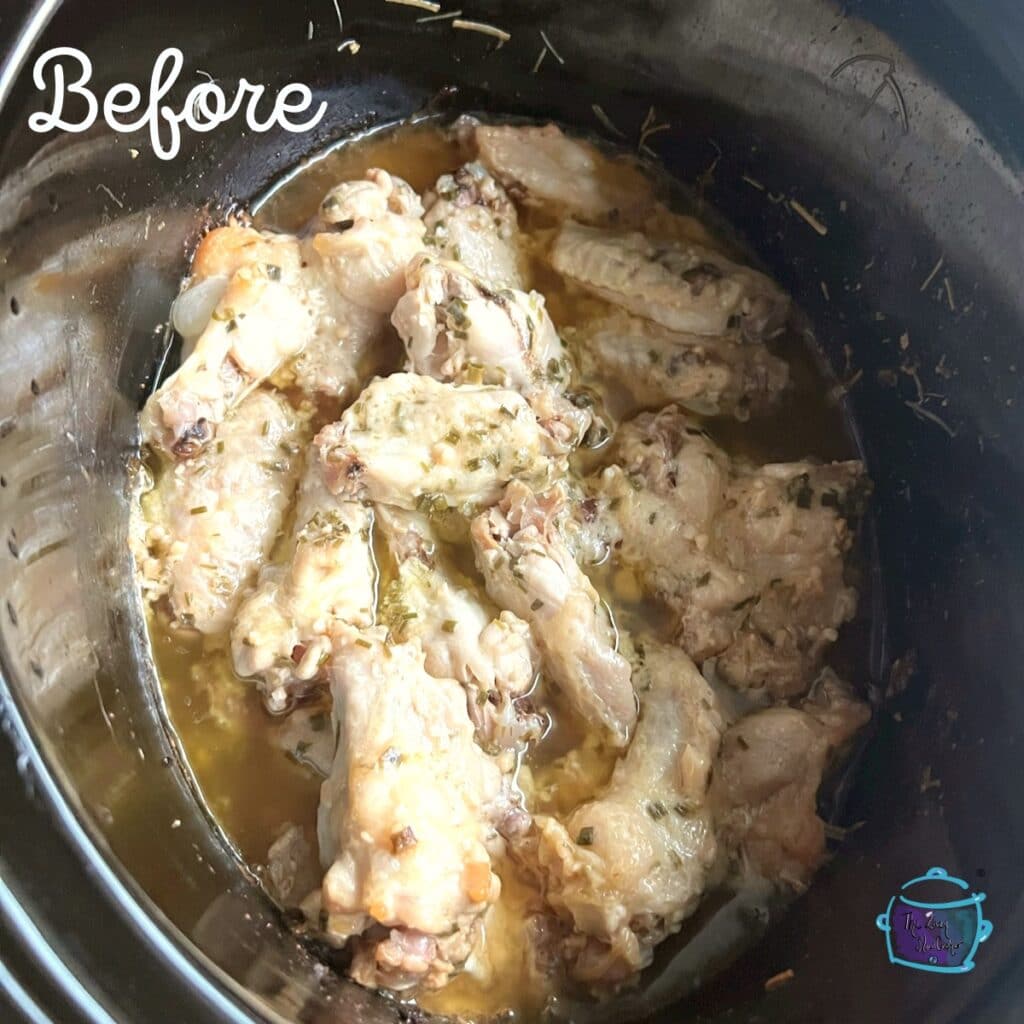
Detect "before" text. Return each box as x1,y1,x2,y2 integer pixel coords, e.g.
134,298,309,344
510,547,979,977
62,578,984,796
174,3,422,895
28,47,328,160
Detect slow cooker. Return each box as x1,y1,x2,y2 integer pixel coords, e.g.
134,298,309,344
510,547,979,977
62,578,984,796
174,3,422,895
1,0,1022,1021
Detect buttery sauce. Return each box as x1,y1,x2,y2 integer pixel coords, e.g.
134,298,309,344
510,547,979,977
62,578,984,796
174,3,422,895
147,119,861,1022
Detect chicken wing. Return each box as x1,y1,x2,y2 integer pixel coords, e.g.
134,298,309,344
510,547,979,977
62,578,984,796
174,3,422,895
376,507,543,754
528,639,724,987
391,255,590,446
575,310,789,419
551,220,789,342
315,631,505,990
140,390,305,633
308,168,426,315
231,461,376,713
709,669,870,888
423,162,525,290
471,481,636,746
285,168,424,399
143,227,314,458
596,406,866,697
471,122,652,223
316,373,568,512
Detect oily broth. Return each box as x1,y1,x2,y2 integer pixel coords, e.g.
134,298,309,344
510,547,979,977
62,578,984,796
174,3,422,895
146,120,863,1021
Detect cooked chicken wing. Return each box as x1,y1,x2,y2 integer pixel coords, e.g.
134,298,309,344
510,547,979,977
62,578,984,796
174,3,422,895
285,169,423,398
316,373,568,512
710,670,870,888
471,123,652,223
308,169,426,315
316,631,505,990
167,224,295,345
391,255,590,446
231,462,376,713
376,507,543,753
423,162,525,290
143,227,314,458
141,390,305,633
282,291,390,403
315,167,424,229
528,639,723,987
575,310,789,419
551,220,789,342
597,406,865,696
471,481,636,746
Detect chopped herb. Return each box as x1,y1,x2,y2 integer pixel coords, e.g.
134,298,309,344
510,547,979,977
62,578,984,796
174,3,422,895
447,298,469,328
442,619,458,633
498,405,515,419
391,826,418,853
415,492,447,516
530,598,544,611
576,826,595,846
216,441,224,454
355,638,372,649
261,420,270,436
696,571,711,587
648,511,657,525
646,801,668,821
225,318,238,333
466,456,483,471
786,473,814,509
189,505,208,515
764,968,795,992
265,263,282,281
444,428,462,445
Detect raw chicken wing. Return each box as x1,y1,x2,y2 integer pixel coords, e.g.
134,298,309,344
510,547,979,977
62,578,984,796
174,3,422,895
472,481,636,746
140,390,304,633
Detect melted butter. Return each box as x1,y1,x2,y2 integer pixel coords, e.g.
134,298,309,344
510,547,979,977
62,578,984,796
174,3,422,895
150,613,321,865
420,858,553,1021
145,119,862,1023
255,120,462,231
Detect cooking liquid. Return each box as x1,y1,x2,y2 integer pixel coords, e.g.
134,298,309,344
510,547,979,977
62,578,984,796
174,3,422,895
145,120,862,1022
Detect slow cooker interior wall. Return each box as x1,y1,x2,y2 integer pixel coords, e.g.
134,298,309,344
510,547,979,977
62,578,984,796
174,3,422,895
0,1,1022,1021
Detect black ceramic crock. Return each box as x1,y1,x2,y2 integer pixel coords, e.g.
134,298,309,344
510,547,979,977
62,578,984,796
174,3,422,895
0,1,1022,1021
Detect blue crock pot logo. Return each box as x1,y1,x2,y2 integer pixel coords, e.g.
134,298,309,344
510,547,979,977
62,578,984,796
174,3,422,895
876,866,993,973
